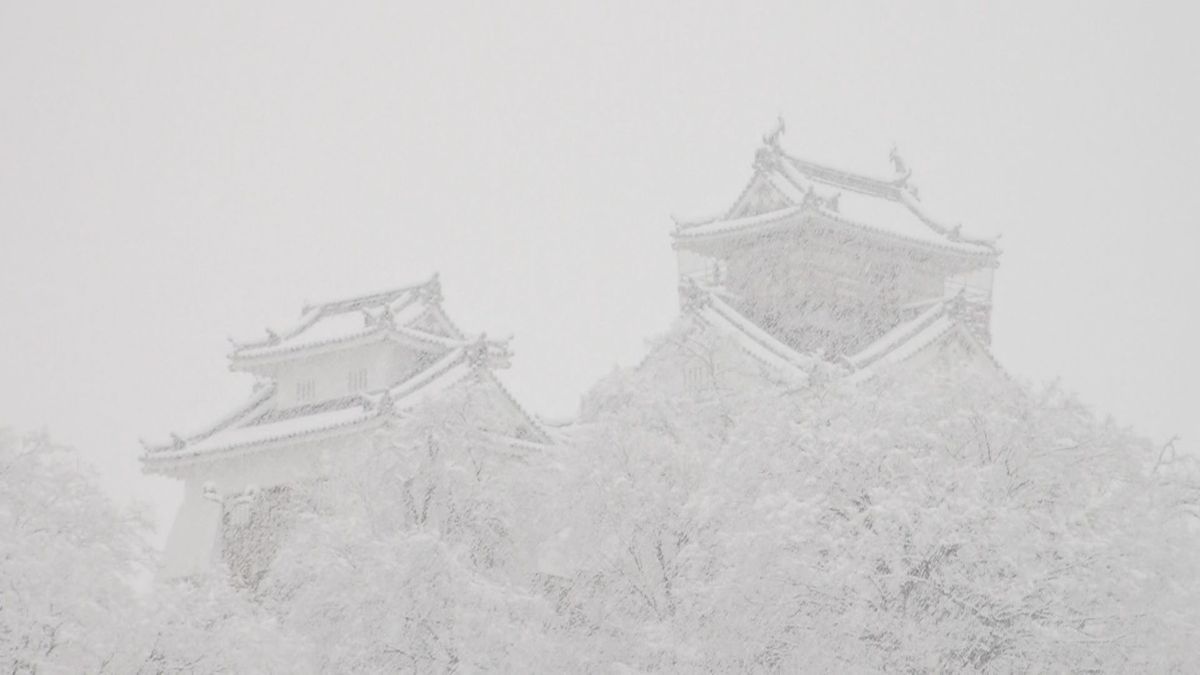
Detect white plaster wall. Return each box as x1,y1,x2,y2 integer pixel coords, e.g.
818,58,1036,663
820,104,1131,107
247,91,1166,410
274,343,423,407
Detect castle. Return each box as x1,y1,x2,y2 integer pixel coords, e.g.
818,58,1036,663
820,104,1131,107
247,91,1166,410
143,122,1000,579
141,275,546,579
639,120,999,392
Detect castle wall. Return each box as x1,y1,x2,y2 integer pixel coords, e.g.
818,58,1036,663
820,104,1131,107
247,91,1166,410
269,343,423,407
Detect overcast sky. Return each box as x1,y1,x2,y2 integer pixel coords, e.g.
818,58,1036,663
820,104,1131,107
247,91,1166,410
2,1,1197,539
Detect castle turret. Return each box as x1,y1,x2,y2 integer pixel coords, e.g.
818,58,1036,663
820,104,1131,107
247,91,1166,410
141,275,546,580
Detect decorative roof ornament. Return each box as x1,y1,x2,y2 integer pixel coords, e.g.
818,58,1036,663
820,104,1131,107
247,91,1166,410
754,117,787,173
202,481,220,503
376,389,394,415
763,116,786,147
466,333,491,369
679,278,712,313
417,273,443,305
803,186,842,213
235,484,260,505
264,329,281,346
889,144,913,185
170,433,186,450
946,287,969,319
465,333,511,369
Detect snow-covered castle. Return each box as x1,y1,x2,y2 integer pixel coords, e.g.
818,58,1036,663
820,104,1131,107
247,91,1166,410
143,122,1000,580
636,120,1000,392
141,275,547,579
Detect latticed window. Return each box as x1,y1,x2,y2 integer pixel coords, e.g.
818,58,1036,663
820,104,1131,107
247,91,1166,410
683,361,707,389
295,379,316,402
347,368,368,392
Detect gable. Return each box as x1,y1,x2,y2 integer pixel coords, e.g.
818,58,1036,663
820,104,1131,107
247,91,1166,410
727,173,793,220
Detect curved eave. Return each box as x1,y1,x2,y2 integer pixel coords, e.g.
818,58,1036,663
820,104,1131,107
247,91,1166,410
229,325,459,369
895,190,999,252
303,285,423,316
696,294,814,384
476,368,553,444
673,206,998,263
847,319,997,383
140,410,388,475
141,384,277,453
781,155,899,200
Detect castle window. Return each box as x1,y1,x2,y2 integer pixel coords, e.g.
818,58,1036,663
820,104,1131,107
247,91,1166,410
295,379,316,403
683,361,707,389
347,368,368,392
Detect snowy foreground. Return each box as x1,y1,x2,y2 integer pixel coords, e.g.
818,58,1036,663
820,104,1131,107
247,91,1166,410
3,359,1199,673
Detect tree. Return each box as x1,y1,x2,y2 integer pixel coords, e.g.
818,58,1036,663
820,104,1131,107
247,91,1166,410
0,428,307,673
548,345,1200,672
259,383,566,672
132,576,310,674
0,429,148,673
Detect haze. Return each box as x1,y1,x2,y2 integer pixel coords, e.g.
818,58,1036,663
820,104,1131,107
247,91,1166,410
1,1,1197,536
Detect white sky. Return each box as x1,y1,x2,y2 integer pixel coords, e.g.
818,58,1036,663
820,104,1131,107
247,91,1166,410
2,1,1197,538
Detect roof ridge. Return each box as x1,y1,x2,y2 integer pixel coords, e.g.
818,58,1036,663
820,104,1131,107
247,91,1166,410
141,383,277,454
302,273,441,314
847,302,950,370
778,150,901,199
750,121,998,252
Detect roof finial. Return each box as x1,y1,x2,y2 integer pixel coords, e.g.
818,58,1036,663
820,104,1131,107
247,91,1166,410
376,389,393,414
467,333,490,369
678,278,712,313
889,144,913,186
418,272,443,305
763,116,786,147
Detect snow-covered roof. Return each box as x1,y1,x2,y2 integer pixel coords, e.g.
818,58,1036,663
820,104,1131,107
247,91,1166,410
228,274,462,364
843,296,995,382
143,274,552,472
142,337,548,471
673,281,817,384
673,128,998,258
675,281,994,386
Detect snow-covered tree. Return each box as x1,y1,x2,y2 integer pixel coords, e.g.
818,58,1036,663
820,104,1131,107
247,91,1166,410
130,576,310,674
549,341,1200,672
0,429,148,673
0,429,306,673
259,383,565,672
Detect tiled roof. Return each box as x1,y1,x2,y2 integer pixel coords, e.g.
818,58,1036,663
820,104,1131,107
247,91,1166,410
142,337,548,470
673,134,998,258
229,274,458,363
676,282,993,386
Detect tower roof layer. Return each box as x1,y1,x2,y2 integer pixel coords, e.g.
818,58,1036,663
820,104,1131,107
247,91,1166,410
673,128,998,259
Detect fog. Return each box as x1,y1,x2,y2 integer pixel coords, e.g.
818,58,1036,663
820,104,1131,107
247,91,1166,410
2,0,1197,542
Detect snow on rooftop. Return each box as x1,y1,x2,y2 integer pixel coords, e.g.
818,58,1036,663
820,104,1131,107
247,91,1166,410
846,301,948,370
183,404,378,456
675,137,996,256
231,282,448,361
846,312,966,384
682,289,813,384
